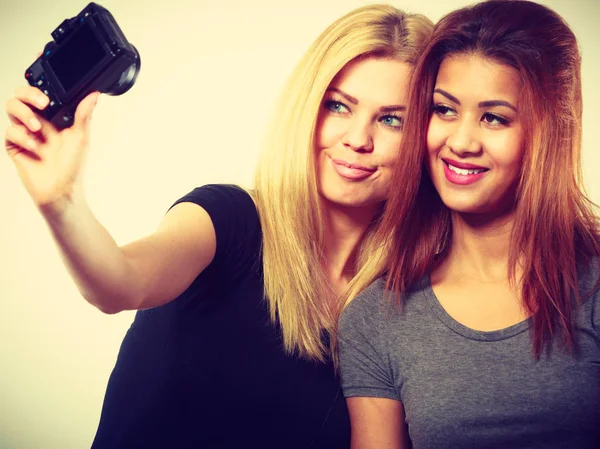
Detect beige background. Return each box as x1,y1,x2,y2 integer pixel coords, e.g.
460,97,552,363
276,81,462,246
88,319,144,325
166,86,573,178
0,0,598,447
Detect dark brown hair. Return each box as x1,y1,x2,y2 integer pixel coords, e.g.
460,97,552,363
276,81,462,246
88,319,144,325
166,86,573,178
380,0,600,356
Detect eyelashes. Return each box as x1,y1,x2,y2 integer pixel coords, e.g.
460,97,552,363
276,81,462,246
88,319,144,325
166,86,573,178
431,104,454,116
482,112,510,126
324,99,349,114
431,104,512,127
323,100,512,130
323,98,404,130
380,115,404,129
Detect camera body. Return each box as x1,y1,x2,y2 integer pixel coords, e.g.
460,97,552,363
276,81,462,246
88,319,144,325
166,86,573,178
25,2,140,129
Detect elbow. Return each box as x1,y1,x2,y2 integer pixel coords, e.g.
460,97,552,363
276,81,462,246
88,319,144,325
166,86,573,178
85,292,141,315
96,304,123,315
91,298,125,314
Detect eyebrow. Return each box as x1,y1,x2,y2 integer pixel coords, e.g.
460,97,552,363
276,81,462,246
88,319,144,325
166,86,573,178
433,88,517,112
327,87,405,112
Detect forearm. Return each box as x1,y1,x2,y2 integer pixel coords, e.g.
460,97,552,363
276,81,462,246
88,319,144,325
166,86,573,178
40,195,143,313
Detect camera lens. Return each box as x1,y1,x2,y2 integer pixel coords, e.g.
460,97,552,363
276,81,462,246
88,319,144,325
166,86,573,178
106,45,141,96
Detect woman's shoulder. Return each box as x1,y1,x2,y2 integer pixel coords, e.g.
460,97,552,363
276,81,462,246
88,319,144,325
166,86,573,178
171,184,262,261
348,275,430,308
173,184,254,209
172,183,258,226
341,275,429,325
345,278,388,312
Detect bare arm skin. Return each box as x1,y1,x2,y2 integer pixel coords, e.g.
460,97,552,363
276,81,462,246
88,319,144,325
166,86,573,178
5,86,216,313
347,397,410,449
44,200,216,313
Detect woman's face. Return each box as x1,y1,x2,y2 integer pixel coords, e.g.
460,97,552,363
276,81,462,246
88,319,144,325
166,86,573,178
426,53,525,217
315,57,411,212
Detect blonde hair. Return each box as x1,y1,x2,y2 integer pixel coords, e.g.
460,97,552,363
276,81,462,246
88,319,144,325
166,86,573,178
252,4,433,362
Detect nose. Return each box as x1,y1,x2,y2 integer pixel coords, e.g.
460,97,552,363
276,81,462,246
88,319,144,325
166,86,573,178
342,117,374,153
446,119,482,156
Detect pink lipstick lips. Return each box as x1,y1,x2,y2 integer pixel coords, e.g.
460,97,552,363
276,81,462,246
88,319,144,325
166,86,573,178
442,158,489,185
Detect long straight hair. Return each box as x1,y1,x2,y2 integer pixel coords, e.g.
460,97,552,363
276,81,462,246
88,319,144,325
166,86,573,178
252,5,433,362
346,0,600,357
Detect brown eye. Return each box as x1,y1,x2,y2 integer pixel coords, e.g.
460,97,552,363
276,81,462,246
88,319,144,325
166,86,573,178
432,104,456,117
482,113,509,126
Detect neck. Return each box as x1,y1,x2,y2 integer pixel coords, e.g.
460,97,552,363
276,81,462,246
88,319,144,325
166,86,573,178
442,209,518,283
321,199,380,293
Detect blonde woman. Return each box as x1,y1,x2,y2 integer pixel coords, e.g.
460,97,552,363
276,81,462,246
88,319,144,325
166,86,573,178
4,4,432,449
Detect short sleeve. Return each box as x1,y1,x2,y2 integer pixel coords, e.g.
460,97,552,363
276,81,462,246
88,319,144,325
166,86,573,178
338,279,399,401
586,258,600,334
167,184,262,303
170,184,260,267
577,257,600,334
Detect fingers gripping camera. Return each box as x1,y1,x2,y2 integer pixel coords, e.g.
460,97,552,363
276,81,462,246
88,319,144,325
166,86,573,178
25,2,140,129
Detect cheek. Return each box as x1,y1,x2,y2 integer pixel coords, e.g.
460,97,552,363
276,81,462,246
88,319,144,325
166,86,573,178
426,117,445,156
426,118,445,167
316,115,344,149
491,133,525,171
374,132,403,166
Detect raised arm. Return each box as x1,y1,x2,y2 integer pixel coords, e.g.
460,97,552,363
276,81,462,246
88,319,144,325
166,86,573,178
5,86,216,313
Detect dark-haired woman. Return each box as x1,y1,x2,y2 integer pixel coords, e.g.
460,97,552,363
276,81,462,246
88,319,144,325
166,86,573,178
338,1,600,448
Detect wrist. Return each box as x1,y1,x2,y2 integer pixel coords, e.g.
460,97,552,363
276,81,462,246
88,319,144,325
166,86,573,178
38,186,88,224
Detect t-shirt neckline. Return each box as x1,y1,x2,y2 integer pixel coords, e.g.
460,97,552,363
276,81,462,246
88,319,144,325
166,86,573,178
421,274,532,341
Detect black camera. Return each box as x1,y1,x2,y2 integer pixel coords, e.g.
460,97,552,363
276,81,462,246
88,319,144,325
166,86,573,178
25,2,140,129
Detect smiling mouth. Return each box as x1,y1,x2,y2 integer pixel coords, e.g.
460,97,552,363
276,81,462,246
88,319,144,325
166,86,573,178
444,160,488,175
441,159,489,186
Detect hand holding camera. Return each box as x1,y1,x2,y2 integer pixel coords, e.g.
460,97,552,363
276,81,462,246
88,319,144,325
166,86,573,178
25,2,139,129
5,87,99,213
5,2,139,214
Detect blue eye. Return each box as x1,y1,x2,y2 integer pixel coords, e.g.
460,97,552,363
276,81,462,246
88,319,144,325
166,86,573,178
324,100,350,114
380,115,403,129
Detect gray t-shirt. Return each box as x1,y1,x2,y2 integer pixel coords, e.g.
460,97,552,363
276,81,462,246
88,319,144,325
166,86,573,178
338,261,600,449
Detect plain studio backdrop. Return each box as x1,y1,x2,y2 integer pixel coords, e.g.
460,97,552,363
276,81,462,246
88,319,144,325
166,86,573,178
0,0,598,447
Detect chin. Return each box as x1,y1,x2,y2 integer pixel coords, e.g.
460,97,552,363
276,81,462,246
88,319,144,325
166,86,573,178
321,191,384,210
440,195,516,218
437,192,484,214
442,203,480,215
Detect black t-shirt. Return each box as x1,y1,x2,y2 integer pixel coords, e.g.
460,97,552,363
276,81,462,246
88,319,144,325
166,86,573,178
91,185,350,449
